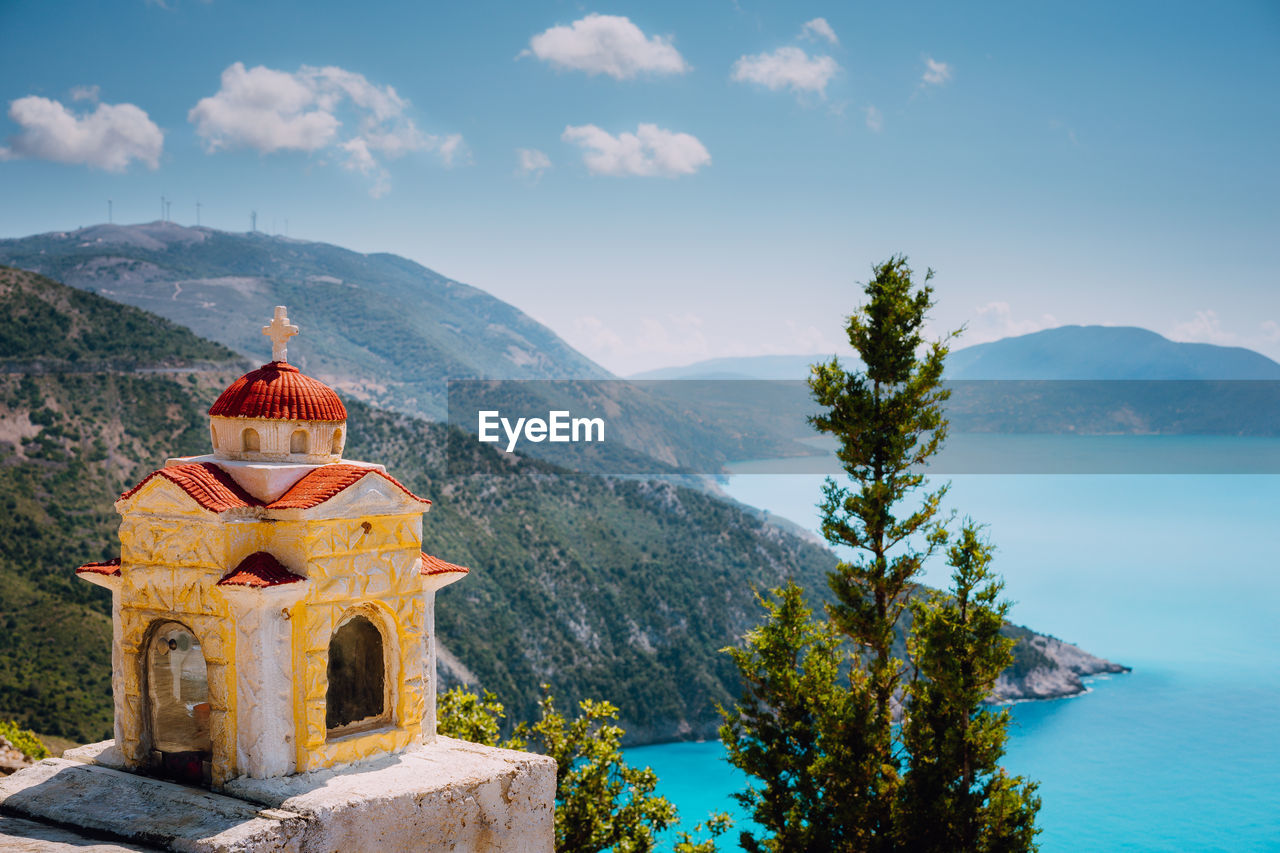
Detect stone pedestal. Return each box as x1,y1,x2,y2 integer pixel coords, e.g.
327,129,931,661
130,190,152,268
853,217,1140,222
0,738,556,852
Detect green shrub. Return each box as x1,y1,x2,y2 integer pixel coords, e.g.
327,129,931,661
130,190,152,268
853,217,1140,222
0,719,50,761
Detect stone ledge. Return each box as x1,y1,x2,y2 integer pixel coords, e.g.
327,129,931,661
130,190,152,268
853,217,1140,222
0,758,307,851
2,738,556,852
223,737,557,852
0,814,160,851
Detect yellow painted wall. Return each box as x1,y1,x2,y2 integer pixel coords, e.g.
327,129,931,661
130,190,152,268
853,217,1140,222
114,478,430,784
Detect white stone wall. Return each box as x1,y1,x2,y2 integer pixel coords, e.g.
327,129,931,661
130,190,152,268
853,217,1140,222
225,586,305,779
210,416,346,464
110,587,125,747
422,592,438,741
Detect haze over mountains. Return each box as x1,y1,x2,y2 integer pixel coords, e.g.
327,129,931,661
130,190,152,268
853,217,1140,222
631,326,1280,381
6,222,1275,397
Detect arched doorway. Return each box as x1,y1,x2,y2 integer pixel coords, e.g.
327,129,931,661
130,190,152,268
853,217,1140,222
145,621,211,784
326,613,387,734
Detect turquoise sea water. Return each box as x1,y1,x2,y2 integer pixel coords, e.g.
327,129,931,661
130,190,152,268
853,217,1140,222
627,460,1280,851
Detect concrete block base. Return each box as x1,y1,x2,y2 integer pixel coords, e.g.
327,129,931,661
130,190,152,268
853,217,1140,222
0,738,556,852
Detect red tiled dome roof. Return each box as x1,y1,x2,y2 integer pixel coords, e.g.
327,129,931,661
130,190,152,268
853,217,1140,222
209,362,346,422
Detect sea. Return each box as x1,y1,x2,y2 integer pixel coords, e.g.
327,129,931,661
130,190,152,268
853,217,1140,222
625,438,1280,852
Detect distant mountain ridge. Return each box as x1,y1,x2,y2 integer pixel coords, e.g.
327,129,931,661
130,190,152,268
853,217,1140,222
947,325,1280,380
0,222,609,417
630,326,1280,381
631,354,839,381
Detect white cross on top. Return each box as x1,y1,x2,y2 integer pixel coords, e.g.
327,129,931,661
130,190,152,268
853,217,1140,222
263,306,299,363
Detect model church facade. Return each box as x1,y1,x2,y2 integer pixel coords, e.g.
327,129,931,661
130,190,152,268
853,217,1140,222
76,307,469,787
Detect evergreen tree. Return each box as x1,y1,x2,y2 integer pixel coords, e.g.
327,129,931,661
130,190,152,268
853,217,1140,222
723,256,1039,851
807,255,952,843
719,582,878,852
897,523,1042,851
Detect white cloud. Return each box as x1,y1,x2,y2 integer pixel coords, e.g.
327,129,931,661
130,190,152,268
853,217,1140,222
190,63,338,153
964,302,1059,345
438,134,466,167
731,47,839,98
70,85,100,102
562,123,710,177
524,14,688,79
188,62,461,196
800,18,839,46
865,105,883,132
572,313,843,375
0,96,163,171
1170,310,1235,346
573,315,628,358
573,313,711,371
1049,119,1080,147
1168,311,1280,360
517,147,551,178
922,57,952,86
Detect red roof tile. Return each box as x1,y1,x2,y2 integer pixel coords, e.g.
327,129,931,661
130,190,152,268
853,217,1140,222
270,464,430,510
420,553,470,576
120,463,427,513
209,362,347,422
120,463,258,512
217,552,305,588
76,558,121,577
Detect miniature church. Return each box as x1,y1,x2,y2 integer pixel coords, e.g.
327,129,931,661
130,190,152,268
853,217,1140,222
76,307,470,787
0,308,553,851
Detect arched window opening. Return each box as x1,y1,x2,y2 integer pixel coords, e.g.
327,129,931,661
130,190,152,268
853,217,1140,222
210,425,219,449
326,614,386,733
290,429,309,454
145,621,211,784
241,428,260,452
330,428,343,456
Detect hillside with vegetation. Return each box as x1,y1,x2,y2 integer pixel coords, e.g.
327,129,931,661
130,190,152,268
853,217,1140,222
0,267,245,741
0,267,1124,746
0,222,607,414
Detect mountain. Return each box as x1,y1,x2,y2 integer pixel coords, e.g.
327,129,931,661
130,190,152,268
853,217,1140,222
631,326,1280,381
630,354,838,381
946,325,1280,379
0,222,608,417
0,223,817,474
0,267,1124,744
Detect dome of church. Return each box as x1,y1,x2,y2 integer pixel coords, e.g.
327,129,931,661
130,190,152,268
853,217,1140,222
209,362,347,421
207,306,348,464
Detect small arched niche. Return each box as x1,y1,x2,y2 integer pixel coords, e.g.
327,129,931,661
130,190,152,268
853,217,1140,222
326,613,387,735
144,621,211,784
241,427,260,452
330,427,343,457
290,429,309,454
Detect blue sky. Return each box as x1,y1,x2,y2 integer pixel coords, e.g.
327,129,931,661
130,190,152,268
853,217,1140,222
1,0,1277,374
